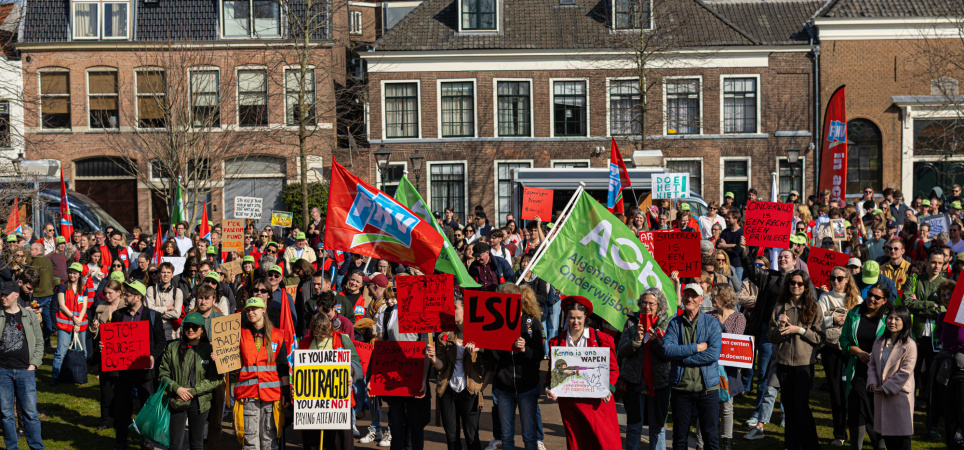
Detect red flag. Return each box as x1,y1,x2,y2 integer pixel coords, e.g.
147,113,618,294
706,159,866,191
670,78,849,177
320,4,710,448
199,203,211,241
944,279,964,327
59,167,74,238
4,198,21,235
819,86,847,203
607,137,632,214
324,159,444,274
152,219,163,264
279,291,297,375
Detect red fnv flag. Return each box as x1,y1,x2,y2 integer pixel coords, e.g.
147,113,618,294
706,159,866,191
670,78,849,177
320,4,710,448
607,137,632,214
4,198,21,235
819,86,847,203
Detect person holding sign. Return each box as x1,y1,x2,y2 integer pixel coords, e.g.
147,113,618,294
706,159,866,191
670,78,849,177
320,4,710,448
0,281,45,450
159,312,224,450
544,296,620,450
51,262,88,383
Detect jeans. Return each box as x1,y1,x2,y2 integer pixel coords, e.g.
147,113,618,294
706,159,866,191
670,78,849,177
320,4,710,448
52,329,85,379
625,389,668,450
492,385,542,450
732,267,744,285
0,367,44,450
670,389,719,450
34,295,53,342
542,301,561,356
170,402,209,450
752,327,773,405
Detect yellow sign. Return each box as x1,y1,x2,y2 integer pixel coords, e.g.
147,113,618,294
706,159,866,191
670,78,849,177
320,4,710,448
292,349,352,430
271,211,293,228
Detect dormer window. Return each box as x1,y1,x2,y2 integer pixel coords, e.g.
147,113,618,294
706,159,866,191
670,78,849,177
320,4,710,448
222,0,282,38
460,0,497,32
613,0,652,31
72,0,130,39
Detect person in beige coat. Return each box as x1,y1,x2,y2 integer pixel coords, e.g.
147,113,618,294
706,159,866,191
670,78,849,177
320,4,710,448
867,305,917,450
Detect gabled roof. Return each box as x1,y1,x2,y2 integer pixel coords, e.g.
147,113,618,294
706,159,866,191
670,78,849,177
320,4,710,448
816,0,964,18
706,0,821,45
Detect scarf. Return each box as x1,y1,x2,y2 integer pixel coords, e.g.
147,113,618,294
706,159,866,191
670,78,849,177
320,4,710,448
640,313,665,396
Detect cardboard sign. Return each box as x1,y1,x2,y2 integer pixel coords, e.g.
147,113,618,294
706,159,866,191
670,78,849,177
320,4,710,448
101,321,151,371
160,256,186,276
743,200,794,249
369,341,426,397
720,333,754,369
271,211,294,228
651,173,690,199
831,219,847,241
210,313,242,374
292,349,352,430
638,230,701,277
463,290,522,351
521,187,554,221
221,259,243,282
352,340,374,376
548,346,610,398
222,219,245,253
396,274,456,333
921,215,950,238
234,196,263,219
806,247,851,290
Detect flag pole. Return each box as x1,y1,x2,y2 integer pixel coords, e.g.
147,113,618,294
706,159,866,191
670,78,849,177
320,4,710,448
516,182,585,285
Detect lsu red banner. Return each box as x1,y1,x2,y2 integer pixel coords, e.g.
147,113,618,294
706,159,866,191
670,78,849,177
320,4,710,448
325,160,443,274
819,86,847,202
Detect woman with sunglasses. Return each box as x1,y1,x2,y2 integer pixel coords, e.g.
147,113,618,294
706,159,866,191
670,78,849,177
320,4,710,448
713,250,740,292
698,201,726,241
818,267,862,446
767,270,823,450
463,226,479,245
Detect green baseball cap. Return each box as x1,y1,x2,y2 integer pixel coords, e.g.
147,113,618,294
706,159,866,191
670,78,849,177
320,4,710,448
789,234,807,245
242,255,255,263
295,231,306,240
872,209,882,215
5,234,16,242
922,199,931,206
266,241,279,249
267,264,283,275
953,201,962,210
68,262,83,273
206,246,217,254
124,280,147,296
55,236,66,244
244,297,266,309
724,192,735,199
844,220,852,228
109,271,125,282
205,272,221,283
183,312,206,328
861,260,880,285
680,203,691,212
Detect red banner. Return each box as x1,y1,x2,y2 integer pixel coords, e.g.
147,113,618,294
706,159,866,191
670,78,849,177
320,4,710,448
369,341,426,397
396,274,456,333
638,230,700,277
743,200,794,249
463,290,522,351
719,333,754,369
352,340,374,376
944,280,964,327
101,321,151,371
819,86,848,202
521,187,553,221
805,247,851,290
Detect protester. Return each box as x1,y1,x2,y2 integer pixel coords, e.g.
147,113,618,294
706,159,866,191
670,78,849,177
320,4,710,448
902,249,946,429
818,266,862,446
146,261,185,341
841,283,892,449
710,284,745,449
235,296,289,450
51,262,88,384
0,281,45,450
867,306,916,450
90,279,122,430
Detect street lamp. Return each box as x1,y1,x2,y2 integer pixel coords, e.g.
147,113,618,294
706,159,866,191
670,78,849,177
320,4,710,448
786,145,801,199
373,145,392,190
409,148,425,191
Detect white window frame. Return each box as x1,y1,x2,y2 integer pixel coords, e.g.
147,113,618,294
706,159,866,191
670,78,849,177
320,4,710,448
235,65,269,128
350,10,363,34
664,157,704,196
606,76,642,137
38,68,71,131
719,74,761,135
719,156,751,203
72,0,131,40
219,0,284,39
611,0,653,31
493,159,533,227
426,160,469,221
662,75,703,136
283,65,317,128
135,67,166,130
380,79,422,140
551,159,591,169
456,0,501,34
86,67,119,130
549,77,591,138
188,66,223,129
436,78,478,139
374,161,408,193
776,156,807,199
492,78,533,138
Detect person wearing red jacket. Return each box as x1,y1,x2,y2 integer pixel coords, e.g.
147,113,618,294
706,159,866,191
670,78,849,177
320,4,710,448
51,262,88,383
99,230,129,272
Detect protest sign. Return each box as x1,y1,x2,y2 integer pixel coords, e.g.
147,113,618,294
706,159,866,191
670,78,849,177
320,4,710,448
221,259,243,282
101,321,151,371
396,274,456,333
463,290,522,351
234,196,263,219
369,341,426,397
720,333,754,369
831,219,847,241
160,256,186,275
921,215,950,238
210,313,242,374
521,187,553,221
743,200,794,249
651,173,689,199
806,247,851,289
548,346,610,398
352,340,374,376
637,230,700,277
292,349,352,430
222,219,245,253
271,211,294,228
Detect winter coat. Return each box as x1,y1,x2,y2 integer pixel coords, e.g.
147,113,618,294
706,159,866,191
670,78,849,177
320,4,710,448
158,340,224,413
482,313,544,394
868,337,916,437
616,311,670,390
662,311,722,390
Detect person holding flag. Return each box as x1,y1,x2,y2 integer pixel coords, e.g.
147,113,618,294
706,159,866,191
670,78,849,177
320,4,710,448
607,137,632,214
234,296,289,450
59,167,74,240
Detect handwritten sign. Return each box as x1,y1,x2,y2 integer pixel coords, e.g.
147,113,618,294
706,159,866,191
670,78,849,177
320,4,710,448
651,173,689,199
396,274,456,333
210,313,242,374
463,290,522,351
292,349,352,430
743,200,794,249
221,259,243,282
720,333,754,369
369,341,426,397
921,215,950,238
638,230,700,277
101,321,151,371
160,256,186,276
549,346,610,398
521,187,553,221
222,219,244,253
271,211,294,228
806,247,851,289
352,340,374,376
234,196,263,219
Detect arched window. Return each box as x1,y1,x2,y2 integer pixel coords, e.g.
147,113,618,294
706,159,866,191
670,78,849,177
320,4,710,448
846,119,882,195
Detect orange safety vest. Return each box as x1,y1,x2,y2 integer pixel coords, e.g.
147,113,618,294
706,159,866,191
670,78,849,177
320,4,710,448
235,326,285,401
55,283,88,332
100,244,130,271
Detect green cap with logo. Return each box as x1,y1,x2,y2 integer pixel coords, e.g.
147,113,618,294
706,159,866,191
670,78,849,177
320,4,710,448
680,203,691,212
109,271,125,282
861,260,880,285
295,231,306,240
953,201,963,210
923,199,931,206
243,255,255,263
124,280,147,296
68,262,84,273
268,264,283,275
206,246,217,254
5,234,16,242
55,236,67,244
244,297,266,309
183,312,206,328
724,192,735,199
789,233,807,245
205,272,221,283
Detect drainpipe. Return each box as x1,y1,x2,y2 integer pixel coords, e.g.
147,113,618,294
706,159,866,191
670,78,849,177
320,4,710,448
807,22,821,191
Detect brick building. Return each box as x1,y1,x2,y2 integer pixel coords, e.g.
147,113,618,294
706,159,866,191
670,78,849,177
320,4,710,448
360,0,821,226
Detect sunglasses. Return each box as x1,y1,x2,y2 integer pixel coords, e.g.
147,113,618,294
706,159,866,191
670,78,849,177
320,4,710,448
716,259,726,263
885,246,901,251
252,288,270,294
788,281,806,288
267,272,282,278
184,323,203,331
466,229,475,233
755,262,765,267
867,293,885,301
830,275,846,283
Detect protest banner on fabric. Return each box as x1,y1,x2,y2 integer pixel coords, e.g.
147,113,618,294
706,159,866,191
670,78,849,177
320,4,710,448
651,173,689,199
396,274,456,333
818,86,848,202
637,230,701,277
944,280,964,327
352,340,374,376
522,187,554,221
806,247,851,289
210,313,242,374
921,215,950,238
271,211,294,228
101,321,151,371
548,346,611,398
743,200,794,249
463,290,522,351
234,196,263,219
369,341,426,397
528,191,677,328
292,349,352,430
222,219,245,253
160,256,186,275
719,333,754,369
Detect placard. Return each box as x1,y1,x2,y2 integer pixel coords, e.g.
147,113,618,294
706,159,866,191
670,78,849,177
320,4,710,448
369,341,426,397
521,187,554,221
221,259,243,282
720,333,754,369
921,215,951,238
234,196,263,219
222,219,245,253
806,247,851,290
548,346,610,398
271,211,294,228
101,321,151,371
831,219,847,241
651,173,690,199
352,340,374,376
743,200,794,249
638,230,701,277
292,349,352,430
160,256,186,276
210,313,242,374
396,274,456,333
463,290,522,351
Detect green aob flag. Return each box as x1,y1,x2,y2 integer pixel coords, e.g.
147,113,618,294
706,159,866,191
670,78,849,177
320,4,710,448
529,190,677,328
394,176,481,288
